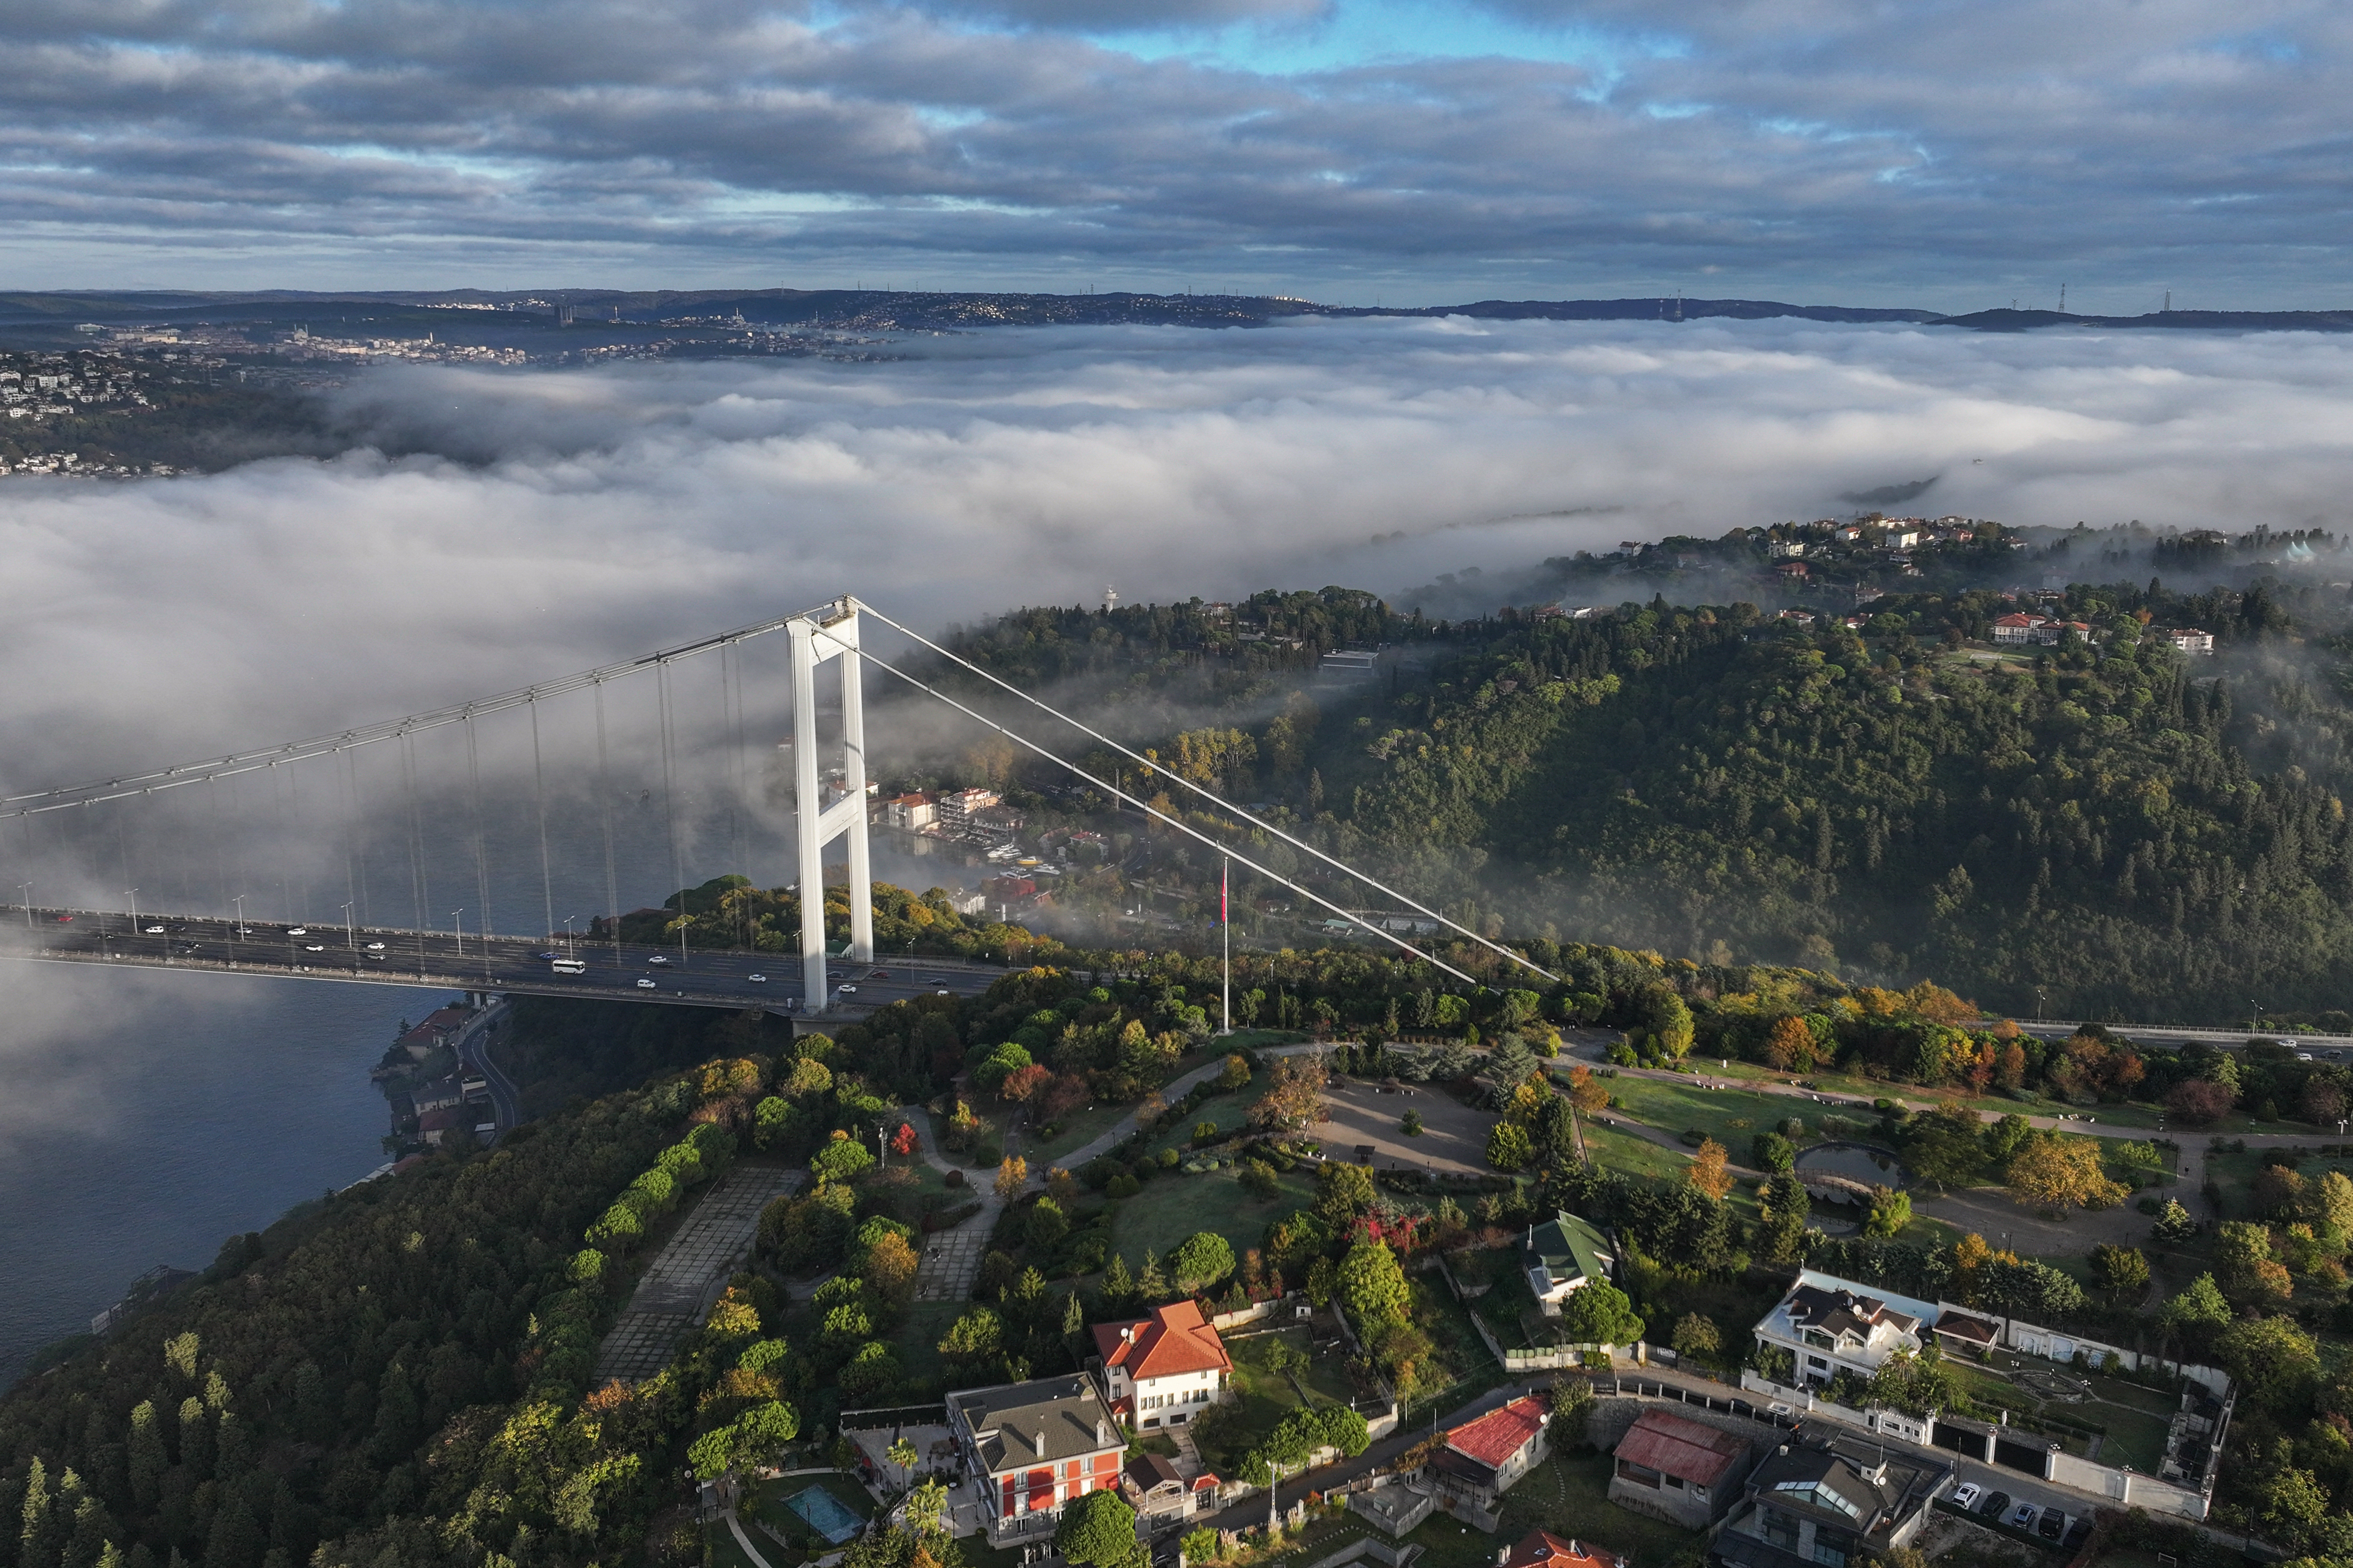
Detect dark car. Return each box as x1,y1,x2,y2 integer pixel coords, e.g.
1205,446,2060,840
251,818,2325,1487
2062,1519,2092,1552
2038,1507,2066,1541
1978,1491,2010,1520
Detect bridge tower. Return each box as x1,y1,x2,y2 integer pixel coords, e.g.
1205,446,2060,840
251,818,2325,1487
786,598,874,1009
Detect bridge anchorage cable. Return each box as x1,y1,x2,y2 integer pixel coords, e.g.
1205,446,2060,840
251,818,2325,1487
806,619,1489,991
851,598,1559,987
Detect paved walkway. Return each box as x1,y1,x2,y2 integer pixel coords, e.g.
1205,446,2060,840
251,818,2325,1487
596,1163,802,1383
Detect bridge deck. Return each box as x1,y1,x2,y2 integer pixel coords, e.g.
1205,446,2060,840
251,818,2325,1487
0,906,1004,1019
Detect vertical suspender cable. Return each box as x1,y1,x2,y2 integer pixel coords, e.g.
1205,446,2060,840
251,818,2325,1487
530,697,554,944
348,745,372,926
289,760,311,923
725,643,753,946
209,778,228,916
341,745,362,928
657,659,688,964
465,711,492,944
594,679,620,967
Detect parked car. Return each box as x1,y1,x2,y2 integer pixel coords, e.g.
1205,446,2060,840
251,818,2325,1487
1951,1483,1982,1511
1978,1492,2010,1520
2062,1519,2092,1552
2010,1502,2039,1531
2038,1507,2066,1541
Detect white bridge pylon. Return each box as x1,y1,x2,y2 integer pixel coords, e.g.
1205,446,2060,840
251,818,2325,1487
788,598,872,1007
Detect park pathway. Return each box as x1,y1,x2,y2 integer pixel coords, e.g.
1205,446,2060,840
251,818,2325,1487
595,1163,802,1383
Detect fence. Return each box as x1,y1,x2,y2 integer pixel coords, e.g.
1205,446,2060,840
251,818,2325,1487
838,1403,948,1431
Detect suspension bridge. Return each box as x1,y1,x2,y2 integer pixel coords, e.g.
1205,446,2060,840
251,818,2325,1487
0,596,1560,1022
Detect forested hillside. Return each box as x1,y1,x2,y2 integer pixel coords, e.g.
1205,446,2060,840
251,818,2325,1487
943,574,2353,1022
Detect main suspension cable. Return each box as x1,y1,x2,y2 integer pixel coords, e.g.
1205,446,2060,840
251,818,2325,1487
810,624,1487,990
853,600,1559,986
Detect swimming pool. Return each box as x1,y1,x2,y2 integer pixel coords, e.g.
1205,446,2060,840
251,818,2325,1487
787,1483,866,1544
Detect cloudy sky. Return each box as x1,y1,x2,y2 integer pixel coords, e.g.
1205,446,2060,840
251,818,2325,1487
6,0,2350,305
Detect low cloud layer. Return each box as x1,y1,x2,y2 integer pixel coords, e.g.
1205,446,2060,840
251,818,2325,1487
5,0,2351,301
10,315,2353,793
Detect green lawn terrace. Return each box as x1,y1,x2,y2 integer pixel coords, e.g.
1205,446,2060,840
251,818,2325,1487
1931,1358,2176,1474
1191,1324,1362,1476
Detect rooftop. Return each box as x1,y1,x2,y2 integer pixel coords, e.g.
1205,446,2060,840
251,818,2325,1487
1502,1530,1620,1568
950,1375,1123,1474
1445,1395,1548,1469
1094,1299,1232,1382
1613,1408,1751,1488
1526,1210,1612,1282
1745,1427,1949,1541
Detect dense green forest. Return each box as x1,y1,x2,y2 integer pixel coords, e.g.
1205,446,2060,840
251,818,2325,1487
931,575,2353,1022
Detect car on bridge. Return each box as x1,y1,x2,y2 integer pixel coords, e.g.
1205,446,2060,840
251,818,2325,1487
366,941,386,951
636,977,657,988
649,954,669,965
748,973,766,982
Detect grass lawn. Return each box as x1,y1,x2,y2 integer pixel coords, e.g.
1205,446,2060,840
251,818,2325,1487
1600,1076,1791,1162
889,1299,969,1388
1405,1450,1705,1568
1028,1099,1138,1166
1935,1358,2174,1474
1408,1278,1507,1411
706,1523,768,1568
1580,1122,1689,1186
1110,1164,1317,1265
1197,1328,1333,1472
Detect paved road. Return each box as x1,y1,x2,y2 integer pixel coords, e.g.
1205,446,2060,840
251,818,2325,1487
0,903,1004,1019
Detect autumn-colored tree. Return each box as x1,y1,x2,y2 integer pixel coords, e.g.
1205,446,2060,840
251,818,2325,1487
1764,1016,1814,1072
1564,1063,1610,1116
1000,1063,1054,1104
890,1122,921,1156
1249,1054,1330,1130
1687,1138,1734,1200
2215,1221,2294,1308
2006,1136,2128,1214
994,1155,1029,1201
1901,981,1977,1025
867,1231,921,1302
2166,1078,2237,1125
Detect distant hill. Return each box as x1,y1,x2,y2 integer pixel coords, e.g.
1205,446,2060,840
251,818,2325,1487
7,287,2352,334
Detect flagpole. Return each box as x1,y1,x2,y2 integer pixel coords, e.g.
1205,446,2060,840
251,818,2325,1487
1221,853,1232,1036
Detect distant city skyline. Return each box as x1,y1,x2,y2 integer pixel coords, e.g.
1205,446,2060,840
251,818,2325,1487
5,0,2350,308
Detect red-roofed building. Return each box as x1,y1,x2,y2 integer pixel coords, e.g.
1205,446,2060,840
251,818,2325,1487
1500,1529,1625,1568
1609,1408,1755,1528
1091,1300,1231,1429
1429,1395,1550,1515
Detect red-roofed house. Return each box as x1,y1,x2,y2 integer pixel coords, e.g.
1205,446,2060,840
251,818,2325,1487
1091,1300,1232,1430
1499,1528,1625,1568
1429,1395,1550,1517
1608,1408,1755,1528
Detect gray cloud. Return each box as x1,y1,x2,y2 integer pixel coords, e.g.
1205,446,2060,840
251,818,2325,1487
0,0,2347,298
7,316,2353,792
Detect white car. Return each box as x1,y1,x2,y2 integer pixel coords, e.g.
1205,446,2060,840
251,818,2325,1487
747,973,767,983
288,927,307,936
648,954,669,965
1952,1482,1983,1511
366,941,386,951
838,983,859,994
144,924,164,934
637,977,657,988
304,944,325,952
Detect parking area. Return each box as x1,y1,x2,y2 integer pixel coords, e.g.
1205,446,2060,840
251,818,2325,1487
1318,1080,1498,1174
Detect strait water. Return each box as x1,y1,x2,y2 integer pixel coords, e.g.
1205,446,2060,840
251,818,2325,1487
0,960,445,1388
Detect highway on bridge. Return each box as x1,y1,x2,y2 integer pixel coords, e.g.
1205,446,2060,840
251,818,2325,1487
0,905,1007,1020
